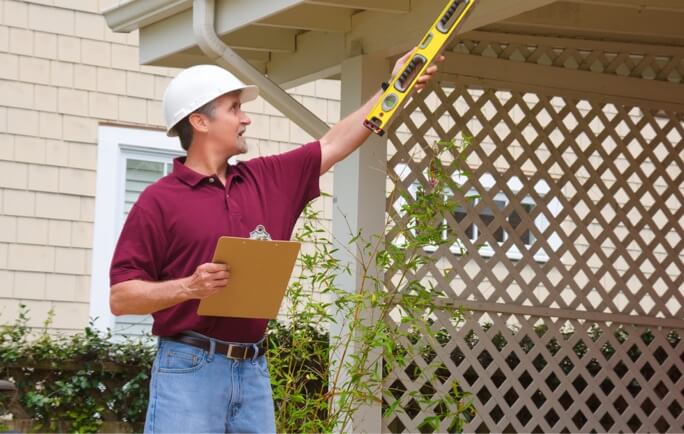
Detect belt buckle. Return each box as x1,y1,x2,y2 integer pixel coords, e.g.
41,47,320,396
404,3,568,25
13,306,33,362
226,343,248,360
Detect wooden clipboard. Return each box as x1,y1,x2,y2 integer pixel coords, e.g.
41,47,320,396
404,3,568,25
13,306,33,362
197,236,301,319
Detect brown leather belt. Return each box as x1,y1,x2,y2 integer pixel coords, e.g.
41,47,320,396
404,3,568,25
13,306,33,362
165,334,266,360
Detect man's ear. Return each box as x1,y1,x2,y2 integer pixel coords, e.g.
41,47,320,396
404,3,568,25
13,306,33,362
188,112,209,133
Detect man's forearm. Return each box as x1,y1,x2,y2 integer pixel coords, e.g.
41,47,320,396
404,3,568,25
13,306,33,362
110,277,190,316
110,263,229,316
319,89,382,174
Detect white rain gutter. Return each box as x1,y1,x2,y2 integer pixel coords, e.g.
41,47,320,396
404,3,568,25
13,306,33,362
103,0,191,33
192,0,330,139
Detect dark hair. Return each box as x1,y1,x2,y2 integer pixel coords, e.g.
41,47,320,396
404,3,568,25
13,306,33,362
174,99,218,151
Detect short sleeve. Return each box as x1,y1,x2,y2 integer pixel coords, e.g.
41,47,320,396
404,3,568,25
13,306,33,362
250,140,321,214
109,204,167,287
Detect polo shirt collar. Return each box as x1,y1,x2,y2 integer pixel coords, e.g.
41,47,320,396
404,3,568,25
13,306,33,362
172,156,242,187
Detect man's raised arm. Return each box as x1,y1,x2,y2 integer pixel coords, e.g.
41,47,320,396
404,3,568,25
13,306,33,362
319,50,444,175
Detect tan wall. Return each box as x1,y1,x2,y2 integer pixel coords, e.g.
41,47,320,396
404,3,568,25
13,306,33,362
0,0,338,334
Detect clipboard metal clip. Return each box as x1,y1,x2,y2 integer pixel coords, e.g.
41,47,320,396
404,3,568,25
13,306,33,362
249,224,272,240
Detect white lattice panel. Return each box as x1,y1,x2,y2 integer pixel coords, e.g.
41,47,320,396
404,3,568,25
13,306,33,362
383,311,683,433
386,83,683,320
382,37,684,432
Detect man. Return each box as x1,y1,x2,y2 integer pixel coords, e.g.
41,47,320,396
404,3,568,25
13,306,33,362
109,49,443,433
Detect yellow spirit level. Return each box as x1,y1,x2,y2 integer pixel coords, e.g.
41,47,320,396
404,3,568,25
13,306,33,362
363,0,478,136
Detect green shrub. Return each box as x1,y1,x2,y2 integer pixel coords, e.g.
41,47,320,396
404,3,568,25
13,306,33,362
0,307,154,432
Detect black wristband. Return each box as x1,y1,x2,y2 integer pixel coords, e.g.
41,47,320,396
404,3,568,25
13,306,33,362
381,81,389,91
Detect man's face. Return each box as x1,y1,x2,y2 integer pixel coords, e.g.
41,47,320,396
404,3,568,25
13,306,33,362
205,91,252,155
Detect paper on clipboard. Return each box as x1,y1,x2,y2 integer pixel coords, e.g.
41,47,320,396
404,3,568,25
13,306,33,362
197,236,301,319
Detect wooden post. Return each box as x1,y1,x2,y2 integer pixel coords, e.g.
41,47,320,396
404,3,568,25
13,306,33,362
330,53,389,433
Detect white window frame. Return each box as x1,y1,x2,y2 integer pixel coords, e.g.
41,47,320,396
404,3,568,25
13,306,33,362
393,164,560,263
89,125,184,335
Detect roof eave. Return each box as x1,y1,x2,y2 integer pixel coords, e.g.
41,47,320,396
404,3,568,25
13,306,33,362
103,0,192,33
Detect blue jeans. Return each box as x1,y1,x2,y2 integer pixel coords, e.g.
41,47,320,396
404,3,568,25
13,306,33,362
143,336,276,433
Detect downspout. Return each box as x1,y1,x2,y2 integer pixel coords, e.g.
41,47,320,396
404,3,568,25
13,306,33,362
192,0,329,139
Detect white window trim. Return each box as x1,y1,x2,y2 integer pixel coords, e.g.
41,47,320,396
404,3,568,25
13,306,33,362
89,125,184,335
392,164,561,263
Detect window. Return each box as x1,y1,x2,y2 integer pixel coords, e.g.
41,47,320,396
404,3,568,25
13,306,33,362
393,165,560,262
123,157,173,216
90,126,184,339
449,190,545,261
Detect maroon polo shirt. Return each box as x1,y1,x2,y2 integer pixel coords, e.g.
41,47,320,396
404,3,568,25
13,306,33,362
109,140,321,343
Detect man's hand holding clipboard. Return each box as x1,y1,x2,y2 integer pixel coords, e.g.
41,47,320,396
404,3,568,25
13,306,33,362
196,236,301,319
181,262,232,299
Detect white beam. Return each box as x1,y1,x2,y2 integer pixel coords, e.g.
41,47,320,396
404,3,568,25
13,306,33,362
215,0,305,33
305,0,410,14
440,52,684,111
268,31,347,86
144,51,269,72
256,4,352,32
568,0,684,13
231,49,270,63
220,26,296,53
463,0,562,33
279,64,341,90
180,46,272,62
497,1,684,44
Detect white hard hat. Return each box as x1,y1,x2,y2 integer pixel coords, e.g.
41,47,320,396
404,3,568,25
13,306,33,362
162,64,259,137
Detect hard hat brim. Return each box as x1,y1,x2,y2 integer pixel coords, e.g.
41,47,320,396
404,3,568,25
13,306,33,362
166,84,260,137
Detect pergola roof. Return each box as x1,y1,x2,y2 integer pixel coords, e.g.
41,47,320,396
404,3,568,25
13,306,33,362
104,0,684,88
